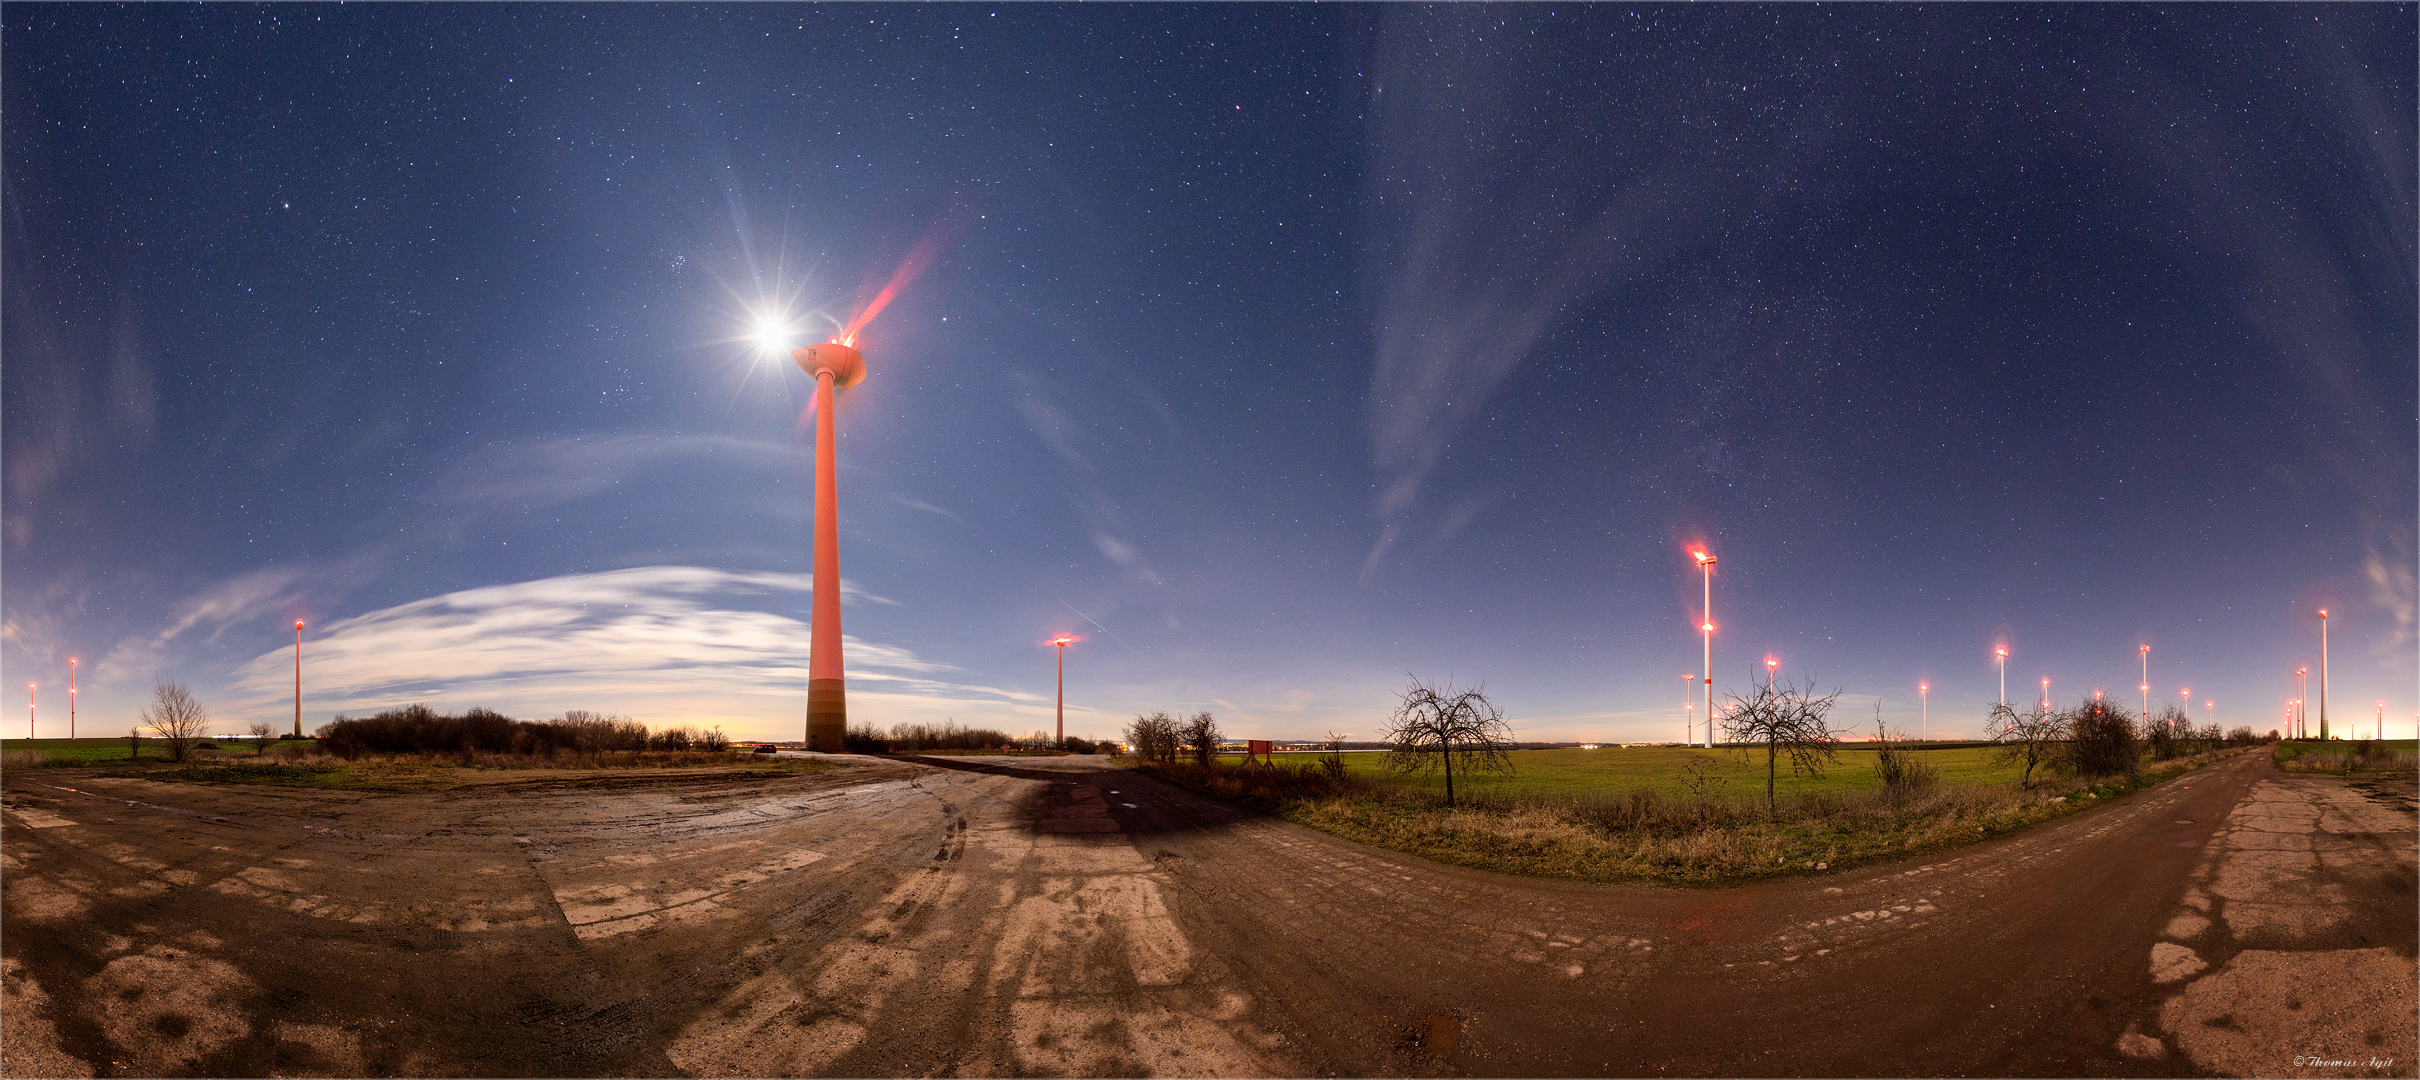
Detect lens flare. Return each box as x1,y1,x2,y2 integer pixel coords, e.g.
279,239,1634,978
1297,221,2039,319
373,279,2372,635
838,217,958,347
753,313,792,355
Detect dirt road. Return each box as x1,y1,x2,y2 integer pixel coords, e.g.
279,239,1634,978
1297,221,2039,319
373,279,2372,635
3,751,2410,1077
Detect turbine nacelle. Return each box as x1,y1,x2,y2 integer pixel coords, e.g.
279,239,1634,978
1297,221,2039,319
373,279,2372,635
791,342,867,389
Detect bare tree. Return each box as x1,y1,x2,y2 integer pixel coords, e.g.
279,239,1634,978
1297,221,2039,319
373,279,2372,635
1179,711,1222,766
247,722,276,757
1380,677,1513,807
1720,676,1844,813
1987,703,2062,790
139,680,211,763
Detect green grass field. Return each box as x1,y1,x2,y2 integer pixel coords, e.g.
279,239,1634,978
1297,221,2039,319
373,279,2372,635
1221,744,2028,802
3,736,316,766
2273,738,2416,762
2273,738,2417,773
1151,745,2255,885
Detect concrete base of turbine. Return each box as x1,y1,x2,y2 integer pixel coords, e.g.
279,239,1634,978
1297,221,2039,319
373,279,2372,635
806,679,847,752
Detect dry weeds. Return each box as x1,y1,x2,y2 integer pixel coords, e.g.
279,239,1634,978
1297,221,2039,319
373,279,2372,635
2279,749,2419,774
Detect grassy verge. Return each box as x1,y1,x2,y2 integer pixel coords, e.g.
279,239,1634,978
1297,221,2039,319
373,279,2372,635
1137,746,2253,886
1206,745,2034,802
104,761,364,788
2,737,320,768
2274,739,2417,774
86,750,852,791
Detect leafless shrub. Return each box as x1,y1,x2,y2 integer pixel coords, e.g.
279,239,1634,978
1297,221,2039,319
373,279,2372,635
1870,713,1939,803
1320,731,1349,780
886,717,1016,751
1179,711,1223,767
139,680,211,763
2059,699,2141,780
1125,712,1181,764
247,722,276,756
1,750,51,770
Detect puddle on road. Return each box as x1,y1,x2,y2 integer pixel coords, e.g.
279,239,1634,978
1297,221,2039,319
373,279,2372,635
1398,1011,1463,1059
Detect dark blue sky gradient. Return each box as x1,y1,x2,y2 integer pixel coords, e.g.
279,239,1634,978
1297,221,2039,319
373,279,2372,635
5,5,2412,742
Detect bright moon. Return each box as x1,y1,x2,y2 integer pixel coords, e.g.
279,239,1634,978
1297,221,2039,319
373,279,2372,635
752,314,790,355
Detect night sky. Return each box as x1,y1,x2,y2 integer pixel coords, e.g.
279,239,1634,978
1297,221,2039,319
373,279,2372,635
5,5,2413,745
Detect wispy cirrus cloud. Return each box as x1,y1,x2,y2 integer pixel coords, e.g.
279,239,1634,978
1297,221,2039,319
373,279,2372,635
1011,371,1165,586
214,566,1042,738
889,495,962,522
421,433,796,512
1356,8,1837,581
89,566,316,688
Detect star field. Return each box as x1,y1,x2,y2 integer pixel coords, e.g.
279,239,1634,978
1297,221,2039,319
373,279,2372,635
4,5,2411,742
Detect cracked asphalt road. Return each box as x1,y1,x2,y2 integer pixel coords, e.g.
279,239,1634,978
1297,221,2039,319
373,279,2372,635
2,750,2410,1077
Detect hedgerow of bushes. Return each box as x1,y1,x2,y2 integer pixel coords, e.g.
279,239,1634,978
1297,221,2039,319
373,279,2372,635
316,706,729,760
